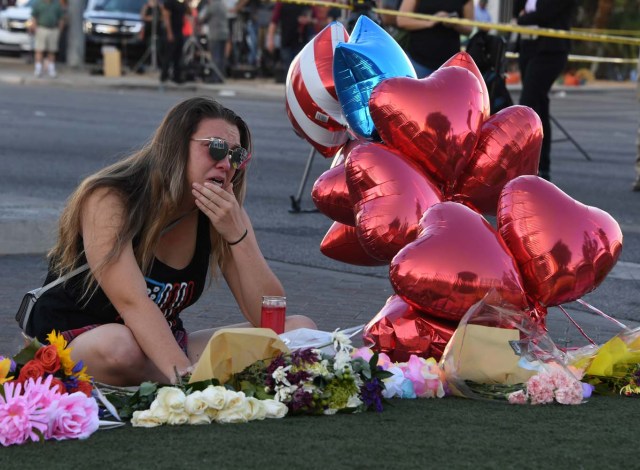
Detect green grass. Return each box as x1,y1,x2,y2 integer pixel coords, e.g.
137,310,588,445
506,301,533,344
1,396,635,469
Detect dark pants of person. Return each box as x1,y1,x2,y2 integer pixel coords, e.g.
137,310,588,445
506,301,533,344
208,39,226,82
518,42,568,178
161,34,184,82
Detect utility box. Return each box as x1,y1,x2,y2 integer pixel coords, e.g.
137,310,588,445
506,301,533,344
102,46,121,77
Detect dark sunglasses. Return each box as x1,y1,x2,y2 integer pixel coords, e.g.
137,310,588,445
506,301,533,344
192,137,251,170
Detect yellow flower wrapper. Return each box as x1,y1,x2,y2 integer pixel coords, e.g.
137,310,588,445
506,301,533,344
188,328,290,384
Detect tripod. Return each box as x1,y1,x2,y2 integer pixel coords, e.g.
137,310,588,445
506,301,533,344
181,33,225,83
133,3,160,74
550,115,592,161
289,147,319,213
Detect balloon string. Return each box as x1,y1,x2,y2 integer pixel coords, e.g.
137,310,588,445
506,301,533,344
576,299,629,330
557,305,597,346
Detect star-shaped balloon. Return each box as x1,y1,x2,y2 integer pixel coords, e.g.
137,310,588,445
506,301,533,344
333,15,416,139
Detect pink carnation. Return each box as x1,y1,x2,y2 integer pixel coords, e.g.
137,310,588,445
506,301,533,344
23,375,61,410
508,390,528,405
526,374,555,405
45,392,99,441
0,381,48,446
554,380,584,405
352,347,374,362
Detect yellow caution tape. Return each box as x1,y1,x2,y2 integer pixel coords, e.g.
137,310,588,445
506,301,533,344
505,51,639,65
273,0,640,47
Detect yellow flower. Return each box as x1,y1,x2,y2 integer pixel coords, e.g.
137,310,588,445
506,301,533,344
47,330,75,376
0,358,14,384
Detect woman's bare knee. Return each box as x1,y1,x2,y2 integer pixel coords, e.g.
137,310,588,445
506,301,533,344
285,315,316,331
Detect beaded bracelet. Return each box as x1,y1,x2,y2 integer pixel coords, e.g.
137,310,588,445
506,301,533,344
228,229,248,246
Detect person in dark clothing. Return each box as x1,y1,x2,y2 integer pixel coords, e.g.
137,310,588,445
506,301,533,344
160,0,190,83
514,0,576,181
28,97,315,386
397,0,473,78
265,2,315,78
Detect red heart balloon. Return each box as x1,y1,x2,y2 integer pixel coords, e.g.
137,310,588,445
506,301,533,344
441,51,490,119
320,222,387,266
312,164,355,226
363,295,457,362
369,66,485,189
498,176,623,307
454,105,542,215
390,201,529,322
346,142,442,262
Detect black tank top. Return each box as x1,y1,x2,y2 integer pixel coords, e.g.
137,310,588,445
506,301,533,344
30,212,211,343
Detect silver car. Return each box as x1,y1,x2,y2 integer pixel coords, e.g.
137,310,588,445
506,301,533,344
0,0,34,53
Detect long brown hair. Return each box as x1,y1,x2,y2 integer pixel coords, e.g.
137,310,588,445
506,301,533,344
49,97,252,290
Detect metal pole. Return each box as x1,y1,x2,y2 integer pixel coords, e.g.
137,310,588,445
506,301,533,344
550,115,593,161
289,147,318,213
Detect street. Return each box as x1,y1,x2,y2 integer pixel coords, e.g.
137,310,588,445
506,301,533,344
0,80,639,353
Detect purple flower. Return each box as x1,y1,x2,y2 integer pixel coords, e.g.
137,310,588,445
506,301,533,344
287,370,312,386
360,378,384,412
289,388,314,412
290,348,319,367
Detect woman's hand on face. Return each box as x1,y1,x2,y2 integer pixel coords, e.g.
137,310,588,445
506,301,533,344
192,181,247,242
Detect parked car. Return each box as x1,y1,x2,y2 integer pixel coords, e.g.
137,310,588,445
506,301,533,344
83,0,146,64
0,0,34,55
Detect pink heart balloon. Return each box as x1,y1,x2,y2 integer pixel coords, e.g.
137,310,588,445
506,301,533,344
498,176,623,307
346,142,442,262
320,222,387,266
363,295,456,362
441,51,490,118
312,164,355,226
390,201,529,322
454,105,542,215
369,66,485,189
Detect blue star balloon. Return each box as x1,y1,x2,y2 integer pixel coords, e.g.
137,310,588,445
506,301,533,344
333,16,416,139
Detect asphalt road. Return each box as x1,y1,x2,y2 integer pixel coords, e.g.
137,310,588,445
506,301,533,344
0,81,639,353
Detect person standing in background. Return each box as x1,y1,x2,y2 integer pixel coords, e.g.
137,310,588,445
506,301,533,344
30,0,65,78
397,0,473,78
199,0,229,83
265,2,315,80
514,0,576,181
474,0,491,23
160,0,191,84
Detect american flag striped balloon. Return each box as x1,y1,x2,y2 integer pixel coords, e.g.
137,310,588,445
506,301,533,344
286,21,350,158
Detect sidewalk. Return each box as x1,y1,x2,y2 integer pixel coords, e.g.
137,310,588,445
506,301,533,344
0,56,287,98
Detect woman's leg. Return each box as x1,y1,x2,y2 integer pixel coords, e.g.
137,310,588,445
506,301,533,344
67,323,167,386
187,315,317,363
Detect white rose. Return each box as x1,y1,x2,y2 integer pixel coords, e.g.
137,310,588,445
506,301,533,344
245,397,267,421
201,385,228,411
262,399,288,419
148,401,170,422
188,413,212,425
166,411,190,425
184,391,208,416
155,387,186,412
131,409,164,427
216,393,250,424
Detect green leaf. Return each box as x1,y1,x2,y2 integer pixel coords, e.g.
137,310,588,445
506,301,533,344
138,382,158,397
12,339,43,364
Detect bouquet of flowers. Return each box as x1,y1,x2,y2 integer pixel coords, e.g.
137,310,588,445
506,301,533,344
574,327,640,396
0,331,99,446
226,330,393,415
